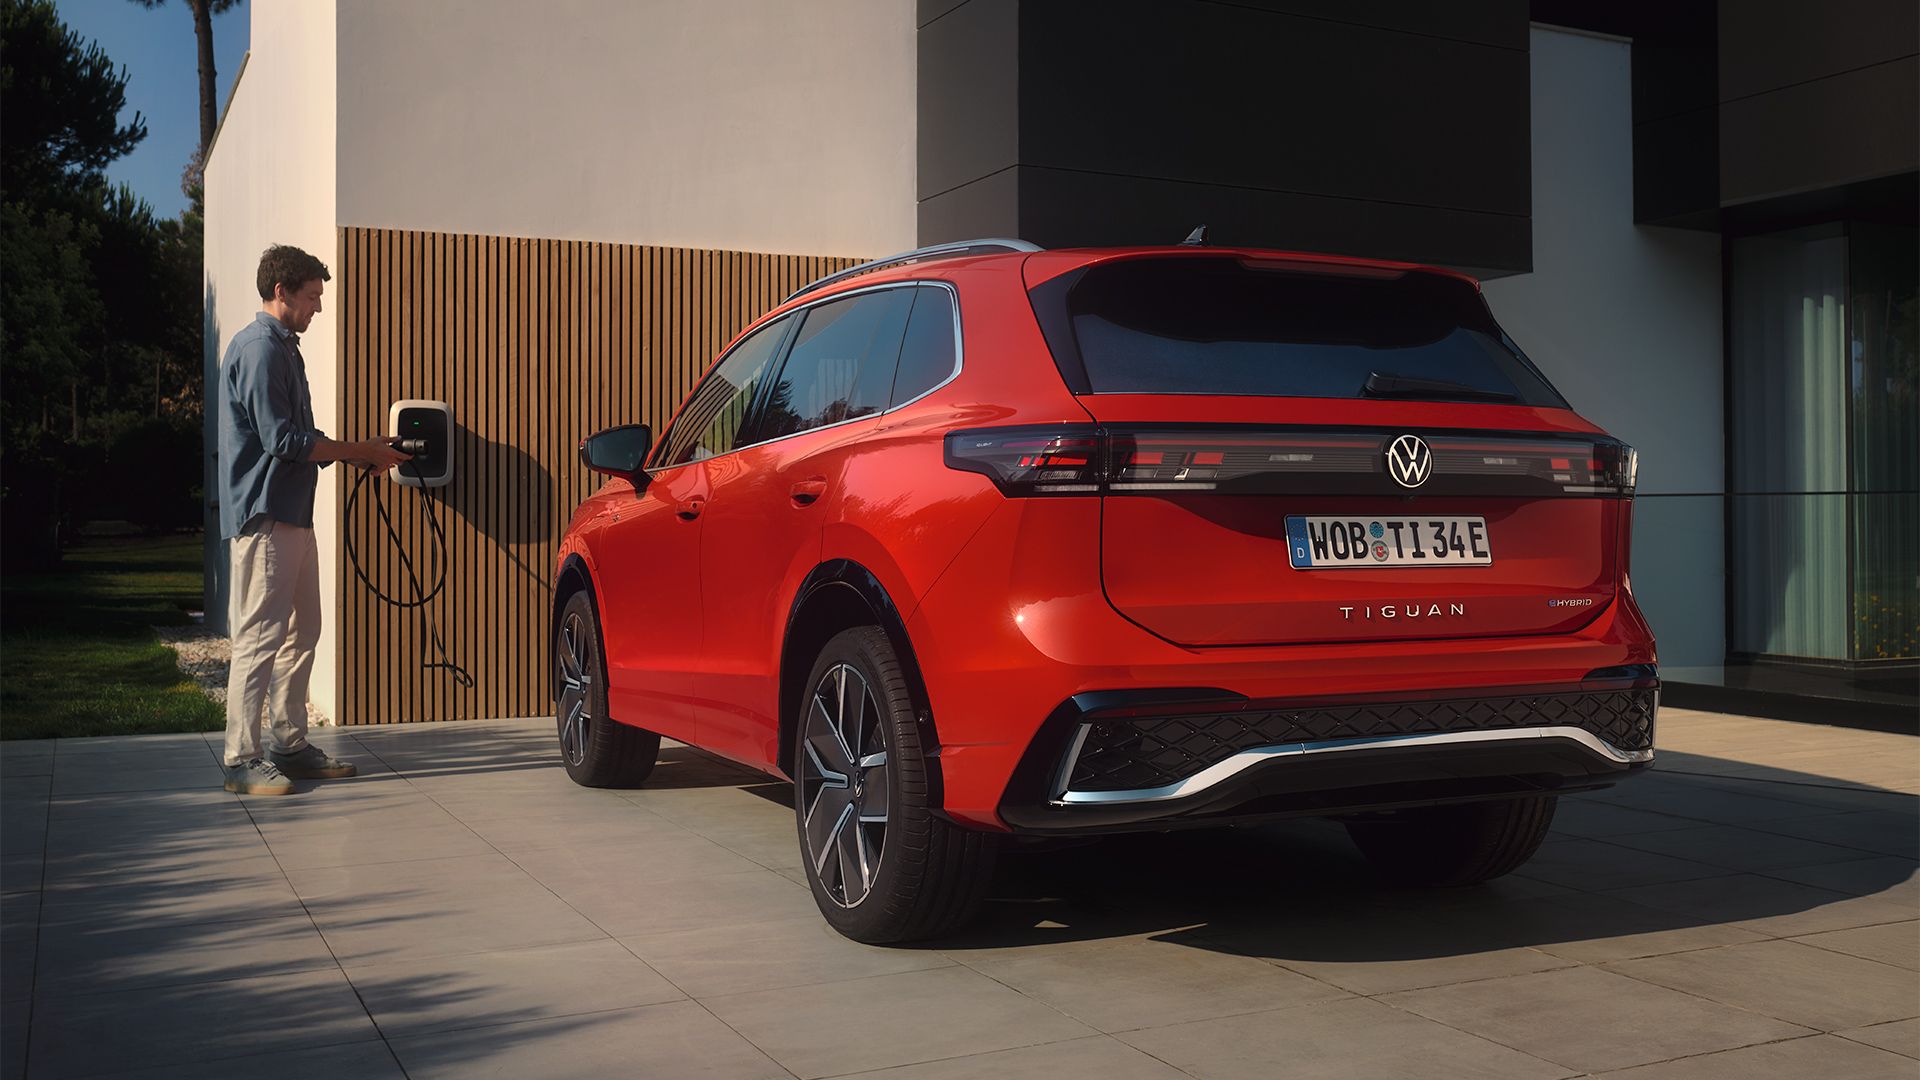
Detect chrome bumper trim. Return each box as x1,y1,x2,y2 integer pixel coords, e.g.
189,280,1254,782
1053,726,1654,806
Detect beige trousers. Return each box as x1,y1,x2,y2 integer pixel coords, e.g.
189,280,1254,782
223,520,321,766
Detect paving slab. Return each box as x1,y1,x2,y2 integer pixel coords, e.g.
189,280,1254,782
1548,798,1701,838
1605,823,1879,873
1794,920,1920,970
620,914,952,998
286,853,607,965
1745,810,1920,859
1381,966,1812,1073
965,932,1349,1033
26,967,379,1078
705,965,1094,1079
36,853,305,928
1519,837,1737,891
33,914,336,997
1118,996,1569,1080
838,1036,1189,1079
387,999,790,1080
1606,872,1918,938
1607,939,1919,1031
522,863,817,938
259,819,493,869
343,939,684,1036
2,994,28,1080
1193,896,1582,995
94,1041,407,1080
1593,1033,1918,1079
1841,1017,1920,1059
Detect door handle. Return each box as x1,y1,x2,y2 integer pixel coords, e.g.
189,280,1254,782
675,497,705,521
790,480,828,507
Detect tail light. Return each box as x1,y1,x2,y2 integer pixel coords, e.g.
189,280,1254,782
1591,442,1638,496
946,426,1640,499
943,426,1104,495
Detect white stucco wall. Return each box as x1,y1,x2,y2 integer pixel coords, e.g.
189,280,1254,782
1482,27,1727,670
203,1,342,720
334,0,917,258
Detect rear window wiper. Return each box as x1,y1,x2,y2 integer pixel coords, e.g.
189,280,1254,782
1363,372,1518,402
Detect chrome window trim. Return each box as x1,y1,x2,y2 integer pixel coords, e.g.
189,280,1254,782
1051,726,1654,806
647,279,962,474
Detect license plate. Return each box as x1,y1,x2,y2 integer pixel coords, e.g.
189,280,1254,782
1286,515,1492,569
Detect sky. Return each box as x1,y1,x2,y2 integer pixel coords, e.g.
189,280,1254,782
52,0,251,219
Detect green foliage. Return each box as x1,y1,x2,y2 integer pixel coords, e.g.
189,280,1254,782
1,0,207,566
1,533,224,739
0,0,146,204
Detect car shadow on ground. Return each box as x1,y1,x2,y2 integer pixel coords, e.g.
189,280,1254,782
917,752,1917,965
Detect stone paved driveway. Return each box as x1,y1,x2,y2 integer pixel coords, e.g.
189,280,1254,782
1,708,1914,1079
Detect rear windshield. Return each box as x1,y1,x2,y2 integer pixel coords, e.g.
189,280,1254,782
1035,257,1566,407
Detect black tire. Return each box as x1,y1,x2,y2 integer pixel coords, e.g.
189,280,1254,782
793,626,996,943
553,590,659,788
1345,795,1558,887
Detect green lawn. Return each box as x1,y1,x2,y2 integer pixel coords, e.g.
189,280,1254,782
2,533,224,740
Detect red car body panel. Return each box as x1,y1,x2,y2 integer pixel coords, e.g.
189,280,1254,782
558,245,1658,830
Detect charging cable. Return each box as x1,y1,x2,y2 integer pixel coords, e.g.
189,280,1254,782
344,457,474,689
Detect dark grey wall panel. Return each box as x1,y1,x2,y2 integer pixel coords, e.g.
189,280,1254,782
917,0,1019,200
1182,0,1528,50
1720,57,1920,205
917,167,1022,247
918,0,972,28
1719,0,1917,103
1634,107,1719,227
917,0,1533,273
1010,166,1530,277
1017,0,1530,217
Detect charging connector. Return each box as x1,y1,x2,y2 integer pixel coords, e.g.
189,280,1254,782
346,403,471,691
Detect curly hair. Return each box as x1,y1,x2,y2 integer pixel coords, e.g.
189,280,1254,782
255,244,331,301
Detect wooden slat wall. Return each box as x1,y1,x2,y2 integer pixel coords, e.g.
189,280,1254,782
334,227,861,725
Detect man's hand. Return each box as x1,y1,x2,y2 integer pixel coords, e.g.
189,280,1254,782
352,436,412,472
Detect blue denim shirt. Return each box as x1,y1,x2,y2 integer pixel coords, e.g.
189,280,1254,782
218,311,329,538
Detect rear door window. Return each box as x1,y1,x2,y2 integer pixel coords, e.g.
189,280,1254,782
756,287,913,441
1035,257,1566,407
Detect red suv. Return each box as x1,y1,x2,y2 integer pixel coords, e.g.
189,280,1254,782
554,239,1657,942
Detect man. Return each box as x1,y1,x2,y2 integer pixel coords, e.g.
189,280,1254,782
218,245,409,796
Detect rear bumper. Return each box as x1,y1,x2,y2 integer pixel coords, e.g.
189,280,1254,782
995,676,1656,834
900,499,1659,830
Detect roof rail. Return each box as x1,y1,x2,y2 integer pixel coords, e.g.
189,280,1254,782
783,238,1042,304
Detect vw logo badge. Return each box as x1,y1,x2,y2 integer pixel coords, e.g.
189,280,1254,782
1386,434,1432,489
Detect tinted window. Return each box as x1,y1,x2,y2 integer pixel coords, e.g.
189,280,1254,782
889,286,958,407
659,315,790,466
1043,258,1566,407
757,288,912,441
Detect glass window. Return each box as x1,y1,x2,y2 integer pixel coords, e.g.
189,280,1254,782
890,286,958,407
1728,225,1849,660
756,288,912,442
1038,257,1566,406
658,315,791,466
1848,222,1918,660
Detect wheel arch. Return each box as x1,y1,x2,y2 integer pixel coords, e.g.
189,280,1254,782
780,560,943,806
551,554,598,702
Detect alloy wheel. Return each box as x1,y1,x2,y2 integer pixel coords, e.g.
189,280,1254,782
556,610,593,767
799,663,890,907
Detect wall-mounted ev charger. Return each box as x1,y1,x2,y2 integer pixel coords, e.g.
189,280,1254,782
389,398,453,488
346,397,471,688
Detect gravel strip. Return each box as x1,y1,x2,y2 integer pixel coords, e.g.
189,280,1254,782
153,624,332,727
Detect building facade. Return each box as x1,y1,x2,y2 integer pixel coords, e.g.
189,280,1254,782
205,0,1918,726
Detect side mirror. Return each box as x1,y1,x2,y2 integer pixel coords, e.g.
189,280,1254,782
580,424,652,480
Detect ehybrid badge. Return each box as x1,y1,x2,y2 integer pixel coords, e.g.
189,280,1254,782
1386,434,1432,489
